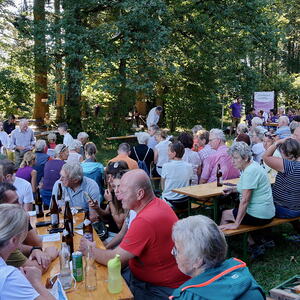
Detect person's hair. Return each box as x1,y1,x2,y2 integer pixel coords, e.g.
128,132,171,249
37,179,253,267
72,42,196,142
191,125,203,135
8,114,15,120
20,151,36,168
155,130,168,139
237,123,248,134
106,161,129,178
156,106,163,112
293,115,300,122
177,132,193,149
61,162,83,182
278,138,300,160
0,159,17,176
197,130,209,144
69,139,82,151
236,133,251,146
149,124,159,132
172,215,227,271
253,126,266,141
269,109,276,114
35,139,47,152
289,121,300,134
54,144,68,158
0,183,17,204
0,204,28,249
278,115,289,125
19,119,28,126
251,117,263,126
118,143,131,153
58,122,68,131
169,141,185,158
111,170,129,214
209,128,226,142
84,142,97,157
248,107,255,113
135,132,150,145
47,132,57,142
228,141,252,162
77,132,89,140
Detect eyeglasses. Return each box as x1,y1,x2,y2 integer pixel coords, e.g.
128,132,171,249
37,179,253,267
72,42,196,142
171,246,178,257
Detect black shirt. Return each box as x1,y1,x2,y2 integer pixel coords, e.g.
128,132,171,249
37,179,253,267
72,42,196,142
3,120,15,134
130,144,154,173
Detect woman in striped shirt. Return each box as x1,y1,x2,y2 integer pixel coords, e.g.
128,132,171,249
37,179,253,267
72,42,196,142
263,138,300,218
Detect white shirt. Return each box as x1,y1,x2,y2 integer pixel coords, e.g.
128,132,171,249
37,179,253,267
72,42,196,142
66,152,82,163
13,176,34,204
63,132,74,147
147,136,158,150
0,257,39,300
146,107,160,128
155,139,171,175
252,142,265,163
162,160,193,200
0,131,11,148
182,148,201,185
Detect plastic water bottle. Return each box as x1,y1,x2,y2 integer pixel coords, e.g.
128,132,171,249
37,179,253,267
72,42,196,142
59,242,72,290
108,254,122,294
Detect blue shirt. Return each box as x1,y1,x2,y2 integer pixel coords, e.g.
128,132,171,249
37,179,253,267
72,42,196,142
11,128,35,149
51,176,102,210
275,126,291,139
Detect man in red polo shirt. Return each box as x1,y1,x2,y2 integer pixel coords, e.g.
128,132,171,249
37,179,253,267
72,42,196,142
80,169,189,299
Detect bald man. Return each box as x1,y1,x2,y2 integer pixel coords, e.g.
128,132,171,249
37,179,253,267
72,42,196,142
80,169,188,300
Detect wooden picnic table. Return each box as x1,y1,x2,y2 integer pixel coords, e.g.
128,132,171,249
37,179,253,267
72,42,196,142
32,212,133,300
106,135,136,141
172,175,276,221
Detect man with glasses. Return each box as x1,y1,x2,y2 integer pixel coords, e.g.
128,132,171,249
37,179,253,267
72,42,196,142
79,169,188,300
200,129,239,184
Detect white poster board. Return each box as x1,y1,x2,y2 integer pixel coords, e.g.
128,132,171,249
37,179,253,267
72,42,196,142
254,91,275,112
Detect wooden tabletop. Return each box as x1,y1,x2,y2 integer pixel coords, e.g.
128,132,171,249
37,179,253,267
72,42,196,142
265,122,278,127
31,213,133,300
172,175,275,199
106,135,136,141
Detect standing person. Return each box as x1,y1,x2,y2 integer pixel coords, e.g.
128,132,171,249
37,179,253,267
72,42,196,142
0,204,56,300
16,151,37,193
154,130,171,176
246,107,256,127
161,142,193,209
229,96,242,136
11,119,35,167
0,120,11,157
57,122,74,147
79,169,189,300
146,106,163,128
3,114,16,134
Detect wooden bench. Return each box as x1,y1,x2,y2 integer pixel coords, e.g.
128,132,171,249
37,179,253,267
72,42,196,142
223,217,300,259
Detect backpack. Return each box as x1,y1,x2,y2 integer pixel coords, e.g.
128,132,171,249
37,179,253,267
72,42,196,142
133,147,150,176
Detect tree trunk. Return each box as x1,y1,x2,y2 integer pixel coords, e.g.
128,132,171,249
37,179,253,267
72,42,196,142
33,0,48,123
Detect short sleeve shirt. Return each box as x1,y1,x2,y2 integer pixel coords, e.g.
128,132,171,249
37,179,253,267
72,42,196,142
182,148,201,185
237,161,275,219
120,197,189,288
14,176,34,204
252,142,265,163
0,257,39,300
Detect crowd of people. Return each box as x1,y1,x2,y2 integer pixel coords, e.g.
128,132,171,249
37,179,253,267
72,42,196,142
0,105,299,300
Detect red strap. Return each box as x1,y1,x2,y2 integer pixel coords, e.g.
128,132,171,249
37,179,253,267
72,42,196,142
180,258,246,292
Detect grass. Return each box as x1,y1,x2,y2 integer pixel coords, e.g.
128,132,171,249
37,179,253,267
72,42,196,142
95,136,299,297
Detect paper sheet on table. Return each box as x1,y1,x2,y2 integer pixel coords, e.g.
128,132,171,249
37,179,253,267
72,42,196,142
39,233,61,242
28,211,36,217
75,229,83,235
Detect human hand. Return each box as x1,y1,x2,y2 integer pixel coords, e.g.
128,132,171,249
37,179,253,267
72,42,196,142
21,266,42,285
219,223,239,231
44,246,59,261
29,249,51,269
104,189,112,202
79,237,96,256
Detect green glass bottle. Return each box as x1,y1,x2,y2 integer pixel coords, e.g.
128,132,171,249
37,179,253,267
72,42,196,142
107,254,122,294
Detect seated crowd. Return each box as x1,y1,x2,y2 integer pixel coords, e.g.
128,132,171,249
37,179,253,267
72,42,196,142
0,108,299,300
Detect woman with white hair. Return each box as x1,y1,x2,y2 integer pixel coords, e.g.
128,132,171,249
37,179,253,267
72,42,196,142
250,117,263,133
251,126,267,163
66,139,83,163
130,132,154,176
0,204,55,299
170,215,265,300
220,142,274,230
